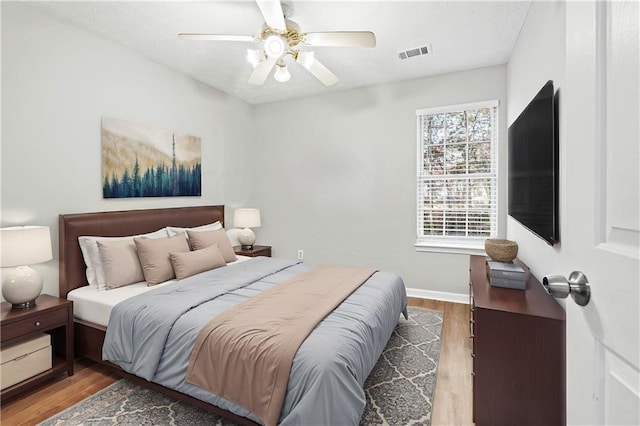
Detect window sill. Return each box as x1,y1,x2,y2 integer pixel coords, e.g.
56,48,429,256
415,240,487,256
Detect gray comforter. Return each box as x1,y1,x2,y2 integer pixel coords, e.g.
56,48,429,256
103,257,407,425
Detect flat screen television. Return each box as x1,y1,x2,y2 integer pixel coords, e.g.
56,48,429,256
508,80,559,245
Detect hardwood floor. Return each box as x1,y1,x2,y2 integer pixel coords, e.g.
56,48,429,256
0,358,120,425
0,298,473,425
408,298,474,426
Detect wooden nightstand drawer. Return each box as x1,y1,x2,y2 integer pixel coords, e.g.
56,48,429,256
1,308,67,343
0,333,52,390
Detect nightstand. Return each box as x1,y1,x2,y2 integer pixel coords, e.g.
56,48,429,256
234,245,272,257
0,294,74,401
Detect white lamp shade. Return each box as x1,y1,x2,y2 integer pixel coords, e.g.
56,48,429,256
0,226,53,267
274,64,291,82
246,49,265,68
264,35,286,59
233,209,261,229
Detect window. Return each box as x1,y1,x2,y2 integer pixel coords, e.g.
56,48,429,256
416,101,498,253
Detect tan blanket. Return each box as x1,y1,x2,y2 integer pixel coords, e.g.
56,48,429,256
185,265,377,426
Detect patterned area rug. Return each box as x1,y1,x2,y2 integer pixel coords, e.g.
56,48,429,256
40,307,442,426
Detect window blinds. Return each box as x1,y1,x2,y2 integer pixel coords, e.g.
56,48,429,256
416,101,498,243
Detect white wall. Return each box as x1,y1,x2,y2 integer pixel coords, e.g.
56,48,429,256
508,2,603,424
509,2,640,424
506,0,566,276
250,66,508,295
506,0,571,413
1,3,253,297
1,3,509,300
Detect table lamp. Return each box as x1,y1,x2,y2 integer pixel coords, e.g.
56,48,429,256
233,208,261,250
0,226,53,309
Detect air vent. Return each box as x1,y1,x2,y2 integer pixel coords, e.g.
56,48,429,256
398,44,432,60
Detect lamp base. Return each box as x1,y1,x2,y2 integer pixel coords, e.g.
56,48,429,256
2,266,43,310
238,227,256,250
11,300,37,310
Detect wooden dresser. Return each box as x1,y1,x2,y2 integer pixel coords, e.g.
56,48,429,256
469,255,566,425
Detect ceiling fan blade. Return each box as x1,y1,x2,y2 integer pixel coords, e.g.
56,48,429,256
304,31,376,48
178,33,256,42
248,58,277,85
296,52,338,86
256,0,286,32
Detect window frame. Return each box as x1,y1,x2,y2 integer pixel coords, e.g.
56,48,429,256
415,100,500,255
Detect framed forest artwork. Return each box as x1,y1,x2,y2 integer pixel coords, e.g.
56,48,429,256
101,117,201,198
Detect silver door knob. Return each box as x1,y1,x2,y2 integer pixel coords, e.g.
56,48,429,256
542,271,590,306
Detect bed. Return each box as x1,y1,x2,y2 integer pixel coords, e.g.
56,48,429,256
59,205,407,425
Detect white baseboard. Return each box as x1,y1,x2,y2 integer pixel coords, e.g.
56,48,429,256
406,287,469,305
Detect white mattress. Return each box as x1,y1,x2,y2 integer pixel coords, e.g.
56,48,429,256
68,256,252,327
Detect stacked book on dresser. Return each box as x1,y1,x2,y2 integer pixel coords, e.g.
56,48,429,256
487,260,526,290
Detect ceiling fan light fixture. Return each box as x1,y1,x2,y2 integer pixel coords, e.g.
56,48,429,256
296,50,315,68
273,63,291,82
246,49,265,68
179,0,377,88
264,35,287,59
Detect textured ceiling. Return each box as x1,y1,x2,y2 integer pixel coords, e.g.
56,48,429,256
28,1,531,105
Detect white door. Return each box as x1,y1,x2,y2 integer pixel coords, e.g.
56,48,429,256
564,1,639,424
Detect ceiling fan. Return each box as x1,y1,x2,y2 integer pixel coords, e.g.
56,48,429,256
178,0,376,86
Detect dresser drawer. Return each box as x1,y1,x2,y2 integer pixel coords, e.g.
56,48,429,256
1,308,67,342
468,280,475,339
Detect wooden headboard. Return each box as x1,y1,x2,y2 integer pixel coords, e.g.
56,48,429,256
58,205,225,298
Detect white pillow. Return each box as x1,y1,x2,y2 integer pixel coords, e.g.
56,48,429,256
78,228,168,290
166,221,223,238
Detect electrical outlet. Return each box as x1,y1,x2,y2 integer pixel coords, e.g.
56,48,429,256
297,249,304,261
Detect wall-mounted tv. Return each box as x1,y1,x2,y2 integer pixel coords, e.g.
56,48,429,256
508,80,559,245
